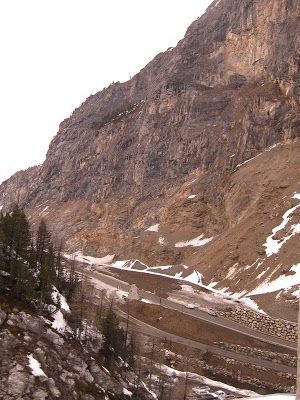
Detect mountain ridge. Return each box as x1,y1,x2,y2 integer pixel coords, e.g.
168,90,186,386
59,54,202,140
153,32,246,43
1,0,300,319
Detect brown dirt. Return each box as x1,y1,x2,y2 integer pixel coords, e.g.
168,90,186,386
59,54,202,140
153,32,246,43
120,300,295,355
119,301,296,398
108,267,184,298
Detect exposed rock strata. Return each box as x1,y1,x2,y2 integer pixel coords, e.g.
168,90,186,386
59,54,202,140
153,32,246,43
1,0,300,318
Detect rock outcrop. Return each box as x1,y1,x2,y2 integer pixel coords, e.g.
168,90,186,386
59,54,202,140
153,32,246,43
0,306,154,400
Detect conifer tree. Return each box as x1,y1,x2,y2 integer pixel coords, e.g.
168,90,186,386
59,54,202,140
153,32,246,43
39,242,56,303
14,259,37,303
1,210,14,268
0,211,5,270
1,206,31,271
54,240,64,290
64,256,79,302
0,207,79,310
101,301,126,363
34,220,56,303
2,206,31,282
0,212,4,291
12,205,31,263
66,272,86,340
36,219,52,268
0,206,36,302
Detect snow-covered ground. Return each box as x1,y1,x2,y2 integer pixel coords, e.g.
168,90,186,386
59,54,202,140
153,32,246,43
157,362,258,397
50,286,70,334
65,251,264,313
264,193,300,257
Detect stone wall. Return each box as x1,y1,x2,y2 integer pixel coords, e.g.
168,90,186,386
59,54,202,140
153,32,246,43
204,359,296,394
217,342,297,367
218,307,297,342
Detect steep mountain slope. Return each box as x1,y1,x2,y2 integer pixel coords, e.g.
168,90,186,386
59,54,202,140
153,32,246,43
1,0,300,318
0,304,155,400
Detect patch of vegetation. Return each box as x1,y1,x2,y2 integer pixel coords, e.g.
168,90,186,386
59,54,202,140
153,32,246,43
2,322,24,338
91,101,142,132
0,205,79,313
74,379,105,399
0,294,34,315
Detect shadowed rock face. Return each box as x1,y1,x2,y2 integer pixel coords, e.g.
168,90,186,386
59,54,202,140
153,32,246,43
1,0,300,316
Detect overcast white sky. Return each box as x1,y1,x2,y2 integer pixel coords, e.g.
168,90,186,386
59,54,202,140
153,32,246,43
0,0,214,184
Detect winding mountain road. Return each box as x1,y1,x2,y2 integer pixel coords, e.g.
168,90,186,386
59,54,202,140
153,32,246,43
76,264,297,374
118,310,296,375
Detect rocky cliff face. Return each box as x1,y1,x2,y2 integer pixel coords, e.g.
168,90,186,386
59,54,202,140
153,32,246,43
0,305,155,400
1,0,300,318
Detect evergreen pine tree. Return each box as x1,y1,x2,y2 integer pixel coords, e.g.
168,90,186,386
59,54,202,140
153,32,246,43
12,205,31,263
36,219,52,267
101,301,126,363
1,205,31,271
35,220,56,303
54,240,64,291
0,206,36,302
64,256,79,302
0,211,5,270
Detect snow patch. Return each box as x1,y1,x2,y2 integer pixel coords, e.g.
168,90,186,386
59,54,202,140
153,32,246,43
68,252,115,266
111,259,149,270
51,286,70,312
39,206,49,216
150,265,174,271
112,260,128,268
51,310,68,334
158,236,166,246
225,265,237,279
256,268,269,280
181,284,195,293
27,354,47,377
248,263,300,296
244,258,261,270
146,224,160,232
123,388,132,396
240,297,266,313
185,270,203,284
236,143,279,169
156,362,258,397
175,234,213,247
264,193,300,257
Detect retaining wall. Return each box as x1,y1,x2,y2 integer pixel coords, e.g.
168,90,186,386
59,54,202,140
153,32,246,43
218,307,297,342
